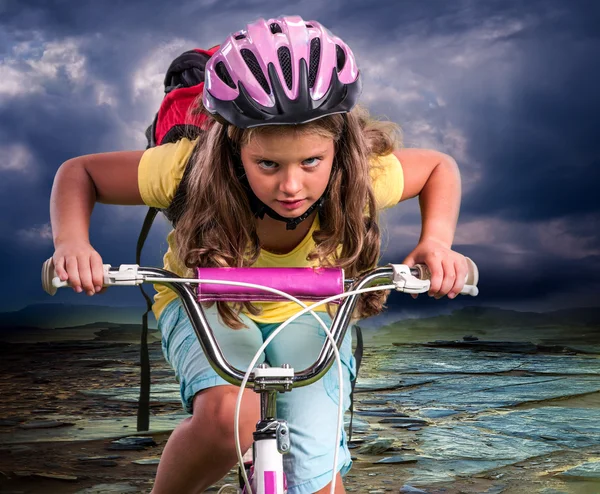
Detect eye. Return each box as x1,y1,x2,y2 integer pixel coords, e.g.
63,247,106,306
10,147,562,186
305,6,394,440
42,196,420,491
303,157,321,167
258,160,278,170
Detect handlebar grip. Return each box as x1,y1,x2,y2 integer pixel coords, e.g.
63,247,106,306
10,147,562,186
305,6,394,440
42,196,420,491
413,257,479,296
42,258,59,296
41,258,113,296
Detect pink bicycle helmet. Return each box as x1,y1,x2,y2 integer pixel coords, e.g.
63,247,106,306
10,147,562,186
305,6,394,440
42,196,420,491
203,15,362,128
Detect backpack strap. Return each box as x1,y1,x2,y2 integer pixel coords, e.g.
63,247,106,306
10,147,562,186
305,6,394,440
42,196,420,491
163,139,202,226
348,324,364,442
134,139,201,432
135,207,160,431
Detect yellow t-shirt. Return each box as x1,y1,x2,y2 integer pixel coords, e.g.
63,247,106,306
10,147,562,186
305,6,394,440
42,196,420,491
138,138,404,323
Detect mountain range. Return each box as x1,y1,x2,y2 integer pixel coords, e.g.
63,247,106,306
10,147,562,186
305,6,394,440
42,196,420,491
0,303,157,330
2,303,599,332
381,305,600,331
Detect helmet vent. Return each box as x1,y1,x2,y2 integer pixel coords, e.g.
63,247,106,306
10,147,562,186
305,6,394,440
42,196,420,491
215,61,236,89
305,23,313,28
241,48,271,94
336,45,346,72
277,47,293,89
270,23,282,34
308,38,321,88
235,34,246,40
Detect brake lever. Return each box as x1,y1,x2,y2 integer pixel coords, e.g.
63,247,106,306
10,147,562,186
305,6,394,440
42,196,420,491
389,257,479,297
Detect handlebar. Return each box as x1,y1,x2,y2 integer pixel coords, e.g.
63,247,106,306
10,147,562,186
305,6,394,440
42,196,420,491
41,259,479,388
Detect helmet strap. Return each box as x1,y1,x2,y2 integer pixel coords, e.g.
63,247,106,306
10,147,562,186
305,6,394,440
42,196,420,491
241,174,325,230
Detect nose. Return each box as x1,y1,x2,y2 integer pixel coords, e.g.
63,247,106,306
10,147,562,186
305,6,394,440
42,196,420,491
279,166,303,197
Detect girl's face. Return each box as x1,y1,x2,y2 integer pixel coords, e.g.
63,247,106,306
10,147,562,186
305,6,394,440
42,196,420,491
240,131,335,218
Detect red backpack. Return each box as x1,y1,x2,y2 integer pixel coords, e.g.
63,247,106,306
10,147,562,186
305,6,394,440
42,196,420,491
135,46,219,431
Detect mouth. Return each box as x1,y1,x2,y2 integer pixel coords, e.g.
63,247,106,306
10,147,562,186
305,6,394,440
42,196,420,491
277,199,306,210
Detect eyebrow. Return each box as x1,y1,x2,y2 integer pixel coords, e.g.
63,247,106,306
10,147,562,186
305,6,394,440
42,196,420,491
249,150,329,161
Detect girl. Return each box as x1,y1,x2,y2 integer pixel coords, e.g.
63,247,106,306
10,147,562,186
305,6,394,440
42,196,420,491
50,15,466,494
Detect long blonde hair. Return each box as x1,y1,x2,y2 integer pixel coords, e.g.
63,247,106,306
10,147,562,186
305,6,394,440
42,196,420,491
175,101,401,328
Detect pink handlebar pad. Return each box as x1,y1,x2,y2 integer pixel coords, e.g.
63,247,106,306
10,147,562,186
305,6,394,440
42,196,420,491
195,267,345,303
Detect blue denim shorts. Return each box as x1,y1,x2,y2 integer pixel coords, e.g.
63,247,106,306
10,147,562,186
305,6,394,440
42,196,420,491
158,299,356,494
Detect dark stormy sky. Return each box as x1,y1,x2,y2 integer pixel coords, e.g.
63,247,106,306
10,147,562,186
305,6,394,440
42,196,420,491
1,0,598,320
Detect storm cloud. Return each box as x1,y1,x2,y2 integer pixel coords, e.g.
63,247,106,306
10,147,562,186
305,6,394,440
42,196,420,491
1,0,598,314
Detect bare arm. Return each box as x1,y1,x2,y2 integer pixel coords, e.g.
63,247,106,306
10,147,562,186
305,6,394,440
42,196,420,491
394,148,461,247
393,148,466,298
50,150,144,294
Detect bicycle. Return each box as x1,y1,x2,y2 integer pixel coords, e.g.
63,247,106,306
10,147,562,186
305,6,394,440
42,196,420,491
42,258,479,494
